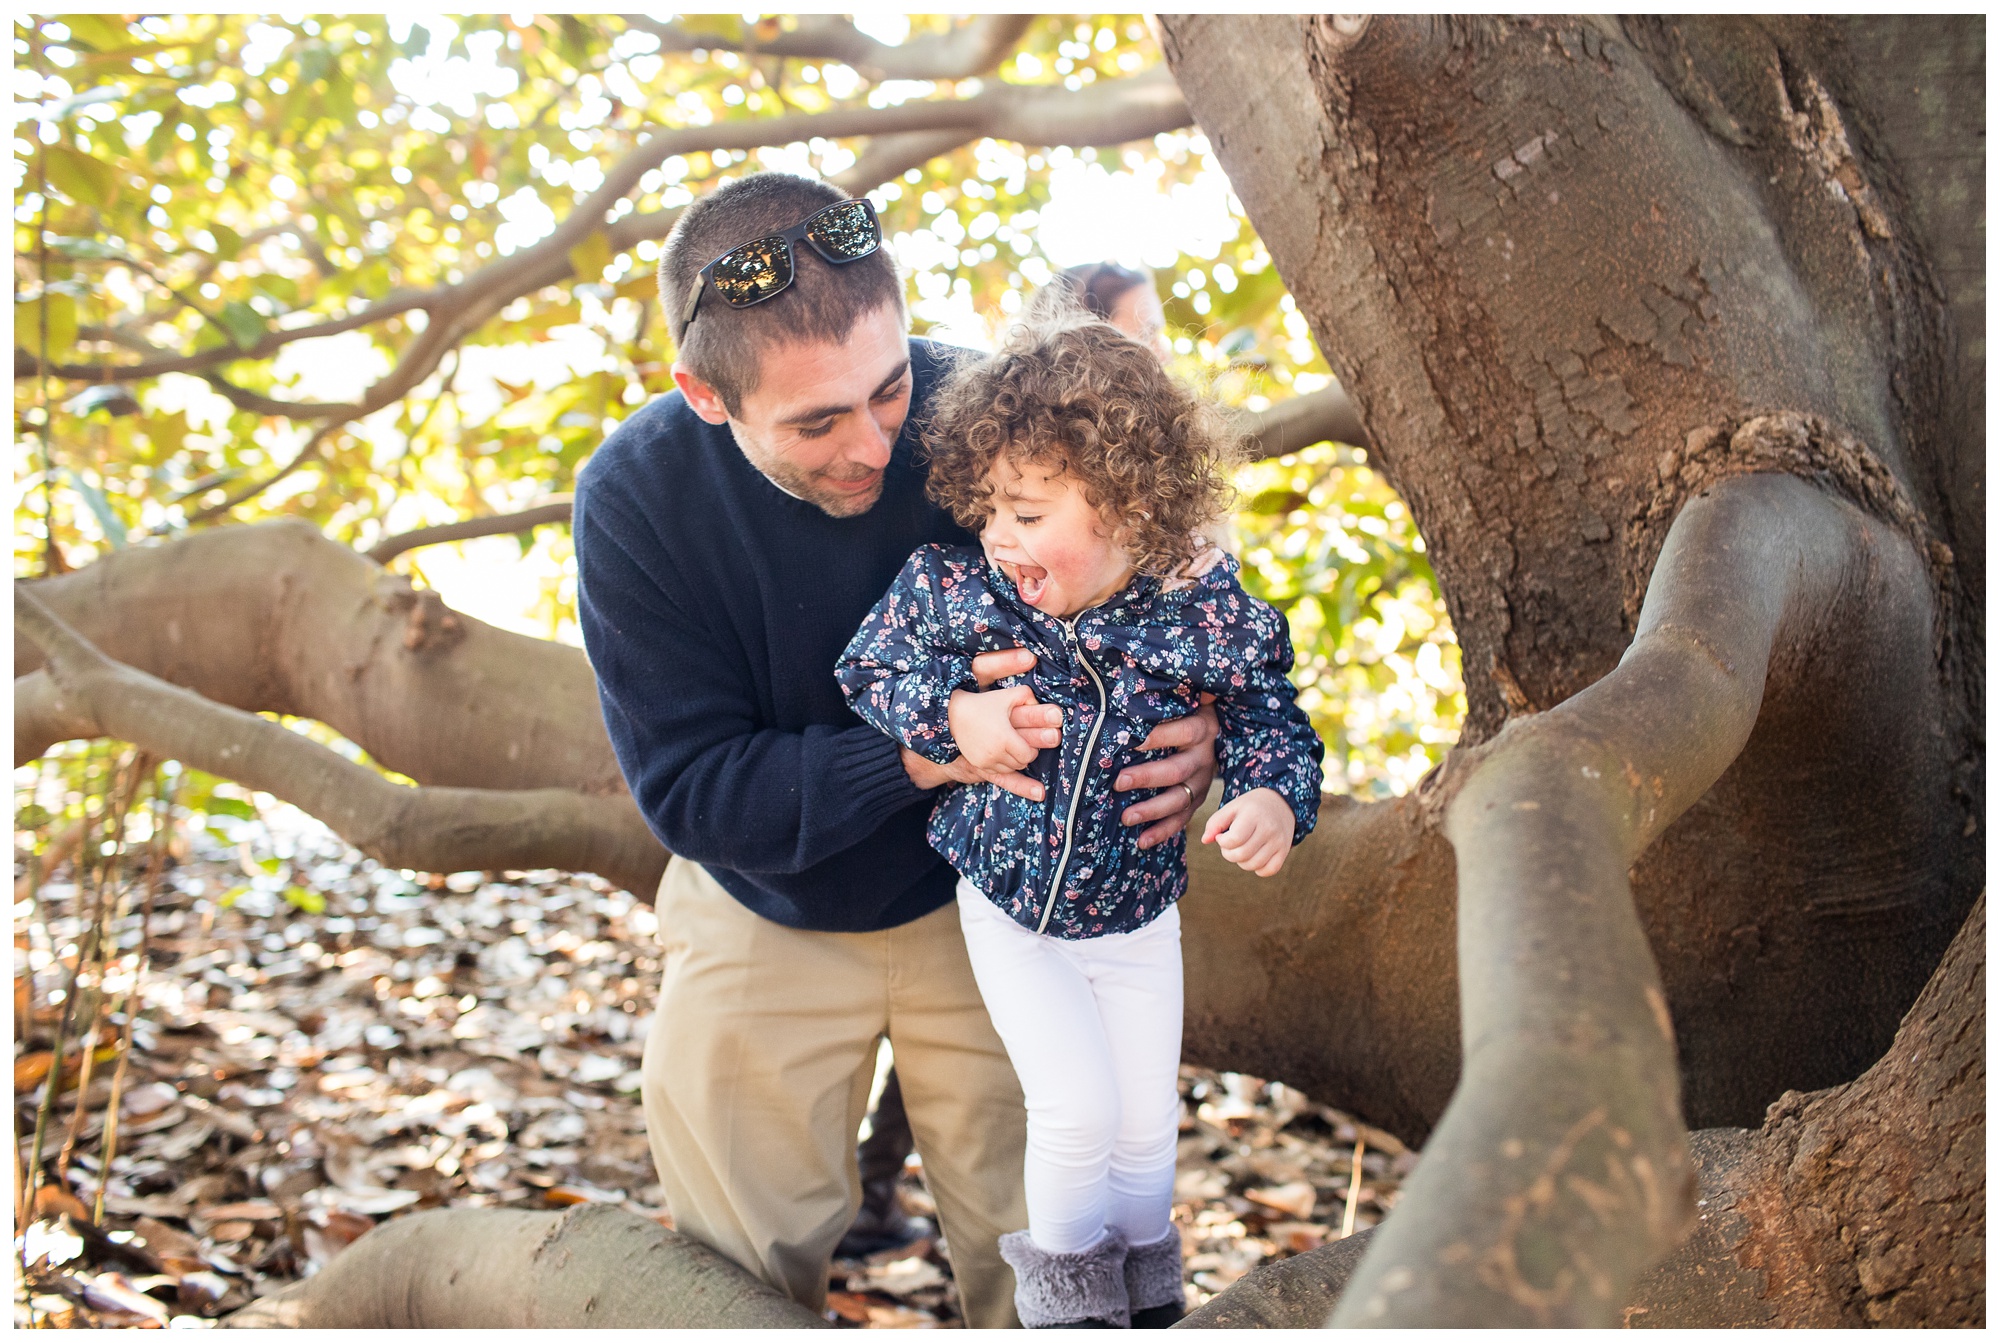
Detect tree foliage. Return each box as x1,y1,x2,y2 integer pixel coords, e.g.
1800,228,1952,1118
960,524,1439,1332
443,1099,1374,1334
13,11,1458,792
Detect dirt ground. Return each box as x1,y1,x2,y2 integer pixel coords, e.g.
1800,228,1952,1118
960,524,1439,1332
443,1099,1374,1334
15,808,1413,1327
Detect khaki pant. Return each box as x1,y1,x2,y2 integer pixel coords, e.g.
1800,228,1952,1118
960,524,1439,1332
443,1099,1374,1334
642,857,1029,1328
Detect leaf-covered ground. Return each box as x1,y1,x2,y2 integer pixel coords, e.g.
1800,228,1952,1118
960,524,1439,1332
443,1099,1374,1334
15,808,1414,1328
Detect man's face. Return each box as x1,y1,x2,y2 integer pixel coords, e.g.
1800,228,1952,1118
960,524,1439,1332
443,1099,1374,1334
675,303,912,518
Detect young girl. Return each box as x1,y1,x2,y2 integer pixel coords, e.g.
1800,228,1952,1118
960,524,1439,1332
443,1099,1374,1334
837,303,1322,1329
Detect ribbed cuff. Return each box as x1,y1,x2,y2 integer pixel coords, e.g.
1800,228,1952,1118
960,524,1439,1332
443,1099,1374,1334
838,726,934,820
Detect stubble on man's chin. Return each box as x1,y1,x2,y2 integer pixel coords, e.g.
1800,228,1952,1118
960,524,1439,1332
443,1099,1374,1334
809,478,885,517
734,429,884,517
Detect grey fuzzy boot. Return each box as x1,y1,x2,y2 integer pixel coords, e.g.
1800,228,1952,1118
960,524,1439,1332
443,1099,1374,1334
998,1227,1131,1328
1123,1231,1186,1327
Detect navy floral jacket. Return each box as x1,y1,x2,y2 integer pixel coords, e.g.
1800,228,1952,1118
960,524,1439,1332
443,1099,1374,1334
837,543,1323,939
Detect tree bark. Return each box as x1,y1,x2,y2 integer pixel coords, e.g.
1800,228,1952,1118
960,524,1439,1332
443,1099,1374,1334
223,1204,827,1329
1183,896,1985,1328
1158,12,1981,1326
14,586,665,895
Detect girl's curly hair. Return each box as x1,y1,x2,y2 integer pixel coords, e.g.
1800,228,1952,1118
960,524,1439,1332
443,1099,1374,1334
923,292,1241,579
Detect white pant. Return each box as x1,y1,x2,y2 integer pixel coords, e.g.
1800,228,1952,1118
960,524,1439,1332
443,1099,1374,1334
956,879,1183,1255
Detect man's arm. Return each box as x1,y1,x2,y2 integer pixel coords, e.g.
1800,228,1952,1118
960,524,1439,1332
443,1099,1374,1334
576,487,926,878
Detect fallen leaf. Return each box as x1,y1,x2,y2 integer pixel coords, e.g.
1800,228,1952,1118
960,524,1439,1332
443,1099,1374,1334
79,1270,171,1323
856,1254,947,1296
867,1301,942,1327
132,1216,207,1274
15,1050,53,1089
33,1184,92,1222
824,1290,874,1323
1264,1221,1329,1254
542,1183,623,1208
205,1219,255,1242
121,1081,180,1117
323,1187,422,1215
177,1269,233,1312
1246,1181,1317,1220
197,1199,282,1222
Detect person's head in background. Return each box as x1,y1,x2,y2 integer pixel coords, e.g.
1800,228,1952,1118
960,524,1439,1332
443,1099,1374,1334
1057,262,1170,363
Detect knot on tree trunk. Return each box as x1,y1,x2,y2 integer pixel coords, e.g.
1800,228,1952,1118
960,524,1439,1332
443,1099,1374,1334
1625,411,1949,630
378,579,466,655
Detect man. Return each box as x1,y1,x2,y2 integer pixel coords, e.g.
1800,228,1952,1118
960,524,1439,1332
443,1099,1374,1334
573,172,1216,1328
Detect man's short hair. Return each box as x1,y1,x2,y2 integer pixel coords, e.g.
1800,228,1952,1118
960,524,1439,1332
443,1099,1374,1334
659,172,906,415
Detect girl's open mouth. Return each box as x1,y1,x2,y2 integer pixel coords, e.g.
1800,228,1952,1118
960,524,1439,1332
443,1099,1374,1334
1013,563,1050,606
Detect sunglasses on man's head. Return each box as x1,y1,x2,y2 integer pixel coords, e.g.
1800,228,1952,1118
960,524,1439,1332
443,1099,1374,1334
680,198,882,334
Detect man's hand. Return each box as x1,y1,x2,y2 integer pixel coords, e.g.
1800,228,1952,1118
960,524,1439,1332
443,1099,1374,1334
899,646,1056,801
1114,700,1219,849
1200,787,1296,877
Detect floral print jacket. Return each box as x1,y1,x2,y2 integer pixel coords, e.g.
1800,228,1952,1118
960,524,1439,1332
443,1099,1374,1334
837,543,1323,939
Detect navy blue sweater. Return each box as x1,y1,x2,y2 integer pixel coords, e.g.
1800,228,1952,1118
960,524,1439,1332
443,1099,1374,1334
574,339,974,931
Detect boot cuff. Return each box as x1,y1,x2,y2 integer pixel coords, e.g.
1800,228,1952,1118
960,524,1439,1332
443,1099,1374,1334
1123,1230,1185,1313
999,1228,1131,1328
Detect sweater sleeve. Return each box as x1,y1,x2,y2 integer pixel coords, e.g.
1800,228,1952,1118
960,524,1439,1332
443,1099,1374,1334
836,546,978,765
575,482,928,880
1190,580,1325,843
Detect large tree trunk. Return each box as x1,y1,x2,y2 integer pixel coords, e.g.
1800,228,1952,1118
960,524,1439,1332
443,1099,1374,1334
1158,11,1982,1327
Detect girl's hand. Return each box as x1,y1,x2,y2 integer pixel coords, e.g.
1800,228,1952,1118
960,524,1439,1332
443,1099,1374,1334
1200,787,1296,877
950,686,1045,774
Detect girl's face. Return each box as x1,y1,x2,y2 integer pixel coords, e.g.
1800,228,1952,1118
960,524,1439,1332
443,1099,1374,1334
978,456,1135,617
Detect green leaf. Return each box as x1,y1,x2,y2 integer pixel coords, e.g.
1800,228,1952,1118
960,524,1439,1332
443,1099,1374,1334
61,15,135,53
16,803,55,831
64,470,128,547
218,885,249,910
256,854,283,875
47,234,136,262
41,145,117,208
202,796,257,820
208,223,244,261
217,300,266,350
44,86,126,121
64,384,141,418
282,886,326,914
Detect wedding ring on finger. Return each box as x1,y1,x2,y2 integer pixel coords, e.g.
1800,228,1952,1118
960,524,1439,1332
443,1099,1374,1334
1179,782,1194,808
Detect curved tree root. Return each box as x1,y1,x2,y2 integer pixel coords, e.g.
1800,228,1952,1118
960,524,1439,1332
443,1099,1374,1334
1185,896,1984,1329
222,1204,826,1329
1179,791,1460,1144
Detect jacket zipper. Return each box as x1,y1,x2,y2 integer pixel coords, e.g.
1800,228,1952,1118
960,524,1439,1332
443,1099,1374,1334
1038,615,1109,934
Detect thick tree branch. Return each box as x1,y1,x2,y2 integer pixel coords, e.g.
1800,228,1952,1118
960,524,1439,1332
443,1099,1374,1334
15,584,665,895
367,497,574,565
15,520,629,799
353,383,1370,566
831,130,982,195
1190,895,1986,1328
222,1203,825,1329
1332,472,1906,1326
620,14,1035,82
1236,383,1371,458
